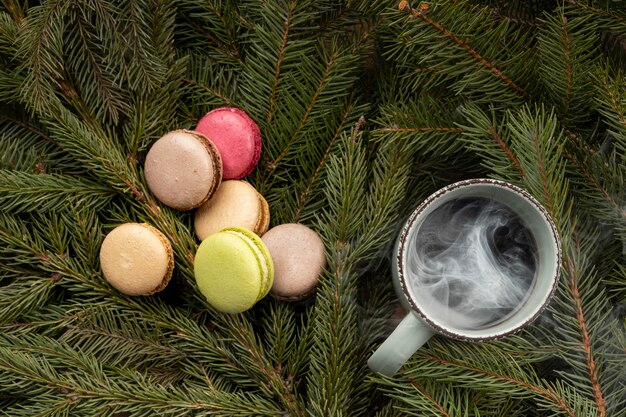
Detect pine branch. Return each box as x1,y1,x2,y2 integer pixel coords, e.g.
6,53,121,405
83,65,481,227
1,0,25,23
595,64,626,154
290,100,357,223
394,347,588,417
174,0,244,63
0,336,284,416
16,0,68,115
400,1,530,99
458,104,526,180
371,95,466,158
0,276,56,325
65,0,127,125
386,0,537,108
0,170,114,213
537,7,599,128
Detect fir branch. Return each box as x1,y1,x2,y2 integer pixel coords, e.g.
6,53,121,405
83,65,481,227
1,0,24,23
265,48,341,172
407,380,451,417
412,353,580,417
595,65,626,153
399,1,530,100
290,100,355,223
182,77,238,108
0,170,114,213
378,126,463,133
174,0,244,62
118,0,169,92
266,1,295,123
565,0,626,25
65,0,127,124
537,7,599,128
213,314,305,417
563,250,606,417
458,104,526,180
16,0,69,114
0,339,284,416
0,12,22,70
0,276,56,325
37,106,143,195
0,114,57,149
371,96,467,159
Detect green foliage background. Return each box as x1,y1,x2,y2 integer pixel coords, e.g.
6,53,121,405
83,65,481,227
0,0,624,416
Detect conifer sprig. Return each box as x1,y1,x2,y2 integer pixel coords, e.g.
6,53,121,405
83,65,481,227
1,0,624,415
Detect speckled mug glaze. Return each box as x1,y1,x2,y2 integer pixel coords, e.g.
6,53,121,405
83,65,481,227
368,179,562,376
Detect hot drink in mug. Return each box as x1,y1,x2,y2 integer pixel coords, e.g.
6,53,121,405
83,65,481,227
368,179,561,376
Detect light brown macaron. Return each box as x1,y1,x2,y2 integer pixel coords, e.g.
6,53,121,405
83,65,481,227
99,223,174,296
144,129,222,211
194,180,269,241
261,223,326,301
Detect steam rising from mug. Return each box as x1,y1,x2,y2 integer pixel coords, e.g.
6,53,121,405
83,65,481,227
406,198,538,329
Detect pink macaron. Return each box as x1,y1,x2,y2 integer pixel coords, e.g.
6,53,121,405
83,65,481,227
195,107,262,180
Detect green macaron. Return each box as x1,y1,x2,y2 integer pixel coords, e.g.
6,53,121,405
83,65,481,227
194,227,274,313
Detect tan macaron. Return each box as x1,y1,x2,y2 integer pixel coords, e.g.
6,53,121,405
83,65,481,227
144,129,222,211
194,180,269,241
261,223,326,301
99,223,174,296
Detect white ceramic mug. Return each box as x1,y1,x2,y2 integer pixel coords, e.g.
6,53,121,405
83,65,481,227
368,179,562,376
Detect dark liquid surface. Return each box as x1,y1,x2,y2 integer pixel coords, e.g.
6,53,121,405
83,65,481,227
407,197,538,329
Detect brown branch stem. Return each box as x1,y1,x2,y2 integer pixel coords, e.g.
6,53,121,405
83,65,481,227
488,125,525,177
292,102,355,222
410,380,451,417
266,51,339,172
400,2,530,100
379,126,464,133
565,255,607,417
267,2,295,123
422,355,577,417
182,78,237,107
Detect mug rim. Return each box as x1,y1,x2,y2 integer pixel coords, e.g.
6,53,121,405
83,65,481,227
396,178,562,342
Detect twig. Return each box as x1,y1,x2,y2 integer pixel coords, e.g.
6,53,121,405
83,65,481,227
398,1,530,100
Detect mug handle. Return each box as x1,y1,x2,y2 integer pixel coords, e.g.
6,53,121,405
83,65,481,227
368,313,435,376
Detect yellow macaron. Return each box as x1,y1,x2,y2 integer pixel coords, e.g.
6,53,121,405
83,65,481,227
194,227,274,313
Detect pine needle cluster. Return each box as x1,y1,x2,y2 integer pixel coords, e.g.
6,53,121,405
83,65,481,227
0,0,624,416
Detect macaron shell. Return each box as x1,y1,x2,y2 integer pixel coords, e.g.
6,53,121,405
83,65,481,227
194,230,266,313
145,130,222,210
100,223,173,296
194,180,267,241
256,193,270,236
262,223,325,301
195,107,261,179
222,227,274,300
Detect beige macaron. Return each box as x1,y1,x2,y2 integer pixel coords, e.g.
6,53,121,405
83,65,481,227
144,129,222,211
261,223,326,301
99,223,174,296
194,180,269,241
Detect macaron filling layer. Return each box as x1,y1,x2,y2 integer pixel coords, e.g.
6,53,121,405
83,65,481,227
223,229,269,301
194,227,274,313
